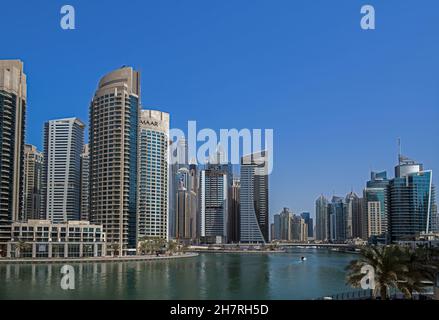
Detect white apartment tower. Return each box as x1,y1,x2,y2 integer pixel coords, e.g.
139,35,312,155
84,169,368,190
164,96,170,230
42,118,85,223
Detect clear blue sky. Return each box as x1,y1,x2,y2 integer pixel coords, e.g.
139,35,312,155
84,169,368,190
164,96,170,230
2,0,438,221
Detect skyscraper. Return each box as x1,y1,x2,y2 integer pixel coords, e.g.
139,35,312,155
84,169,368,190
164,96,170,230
344,192,362,240
300,212,313,239
80,144,90,221
364,171,389,242
389,156,437,242
272,213,281,241
138,109,170,241
89,66,140,256
228,178,241,243
0,60,26,254
22,144,43,221
175,165,198,243
315,195,328,242
279,207,293,241
42,118,84,223
328,196,345,242
240,151,269,243
169,137,189,239
199,162,230,244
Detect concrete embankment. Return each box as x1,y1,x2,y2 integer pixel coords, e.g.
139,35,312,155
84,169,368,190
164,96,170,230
0,253,198,264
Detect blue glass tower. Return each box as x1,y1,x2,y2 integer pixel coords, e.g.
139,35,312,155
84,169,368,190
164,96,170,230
389,156,436,242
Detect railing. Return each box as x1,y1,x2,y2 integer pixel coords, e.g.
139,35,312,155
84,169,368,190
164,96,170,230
317,289,435,300
317,289,373,300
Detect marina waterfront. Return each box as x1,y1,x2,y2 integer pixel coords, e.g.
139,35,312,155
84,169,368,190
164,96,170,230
0,248,359,300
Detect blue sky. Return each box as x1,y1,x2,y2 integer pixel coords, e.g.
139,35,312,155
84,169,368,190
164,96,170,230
2,0,438,220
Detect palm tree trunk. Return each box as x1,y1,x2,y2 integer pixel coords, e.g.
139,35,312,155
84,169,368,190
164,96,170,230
380,286,389,300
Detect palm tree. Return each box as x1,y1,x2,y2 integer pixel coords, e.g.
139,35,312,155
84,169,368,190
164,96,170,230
108,243,120,257
397,246,439,299
346,245,407,299
138,241,149,255
167,241,178,256
15,240,31,258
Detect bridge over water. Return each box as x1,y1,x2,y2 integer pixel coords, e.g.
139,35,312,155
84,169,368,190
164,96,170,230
277,243,355,249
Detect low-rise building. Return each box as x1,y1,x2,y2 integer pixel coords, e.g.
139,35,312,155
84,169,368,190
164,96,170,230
396,232,439,249
6,220,106,258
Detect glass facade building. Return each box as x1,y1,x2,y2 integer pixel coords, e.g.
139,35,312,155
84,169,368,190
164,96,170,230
315,195,328,242
328,196,345,242
239,151,269,243
389,157,436,241
364,171,389,242
300,212,313,238
199,163,230,244
138,110,169,241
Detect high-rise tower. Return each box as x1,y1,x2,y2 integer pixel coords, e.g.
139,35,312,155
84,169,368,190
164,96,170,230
89,66,140,256
239,151,269,243
42,118,84,223
389,156,436,241
315,195,328,242
22,144,43,221
138,109,169,240
0,60,26,253
364,171,389,242
80,144,90,221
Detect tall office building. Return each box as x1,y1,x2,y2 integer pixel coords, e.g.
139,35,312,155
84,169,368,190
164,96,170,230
138,110,170,241
169,137,188,239
89,66,140,255
328,196,345,242
315,195,328,241
22,144,43,221
240,151,269,243
199,161,230,244
0,60,26,253
175,165,198,243
42,118,84,223
80,144,90,221
344,192,362,239
300,212,313,239
228,177,241,243
389,156,437,242
364,171,389,242
272,213,281,241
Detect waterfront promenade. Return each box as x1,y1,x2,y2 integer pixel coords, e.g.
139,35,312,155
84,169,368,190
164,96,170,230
0,252,198,264
190,249,286,254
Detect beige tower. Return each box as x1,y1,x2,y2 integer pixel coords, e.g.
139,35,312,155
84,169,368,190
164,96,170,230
89,67,140,256
0,60,26,255
22,144,43,221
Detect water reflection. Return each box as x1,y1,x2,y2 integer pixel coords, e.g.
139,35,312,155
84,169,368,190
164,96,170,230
0,250,356,300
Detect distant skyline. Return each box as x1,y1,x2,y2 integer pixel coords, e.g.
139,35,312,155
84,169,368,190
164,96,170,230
2,0,438,220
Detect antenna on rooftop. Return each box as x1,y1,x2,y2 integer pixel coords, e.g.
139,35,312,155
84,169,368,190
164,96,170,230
398,137,402,165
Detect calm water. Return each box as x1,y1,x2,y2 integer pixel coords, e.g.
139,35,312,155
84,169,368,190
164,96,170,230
0,249,358,300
